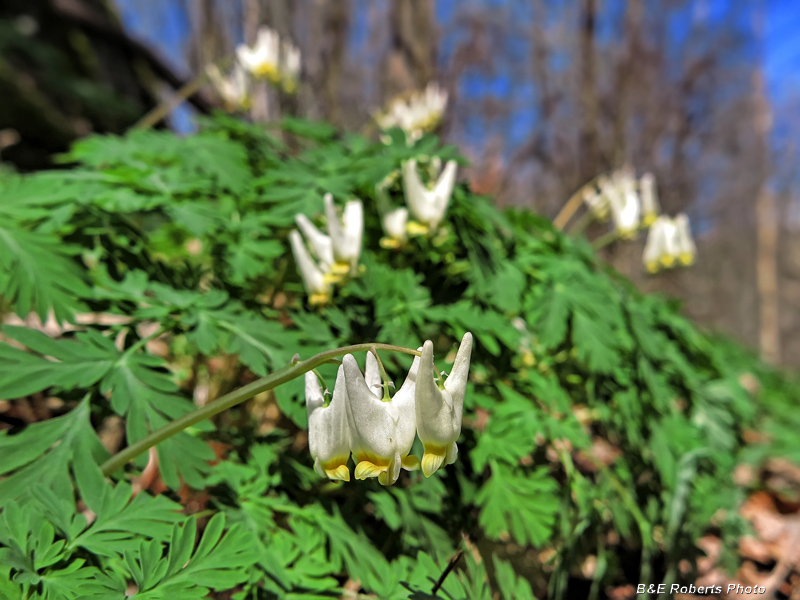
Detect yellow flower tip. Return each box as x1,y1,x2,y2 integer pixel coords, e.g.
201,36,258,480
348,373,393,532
679,253,694,266
522,351,536,367
401,455,421,471
309,292,330,306
645,261,660,274
330,261,351,275
354,460,388,481
421,447,448,478
660,255,675,268
378,471,395,486
254,63,281,82
324,464,351,482
406,221,430,236
643,213,658,227
322,272,342,285
380,237,402,249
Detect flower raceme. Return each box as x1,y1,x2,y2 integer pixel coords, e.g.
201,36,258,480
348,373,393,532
290,195,363,304
376,82,448,142
303,334,474,485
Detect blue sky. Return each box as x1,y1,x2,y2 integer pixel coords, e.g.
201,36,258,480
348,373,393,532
113,0,800,143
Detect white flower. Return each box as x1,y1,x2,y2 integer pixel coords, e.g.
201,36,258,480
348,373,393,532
280,40,301,92
643,216,676,272
608,173,640,238
376,82,448,142
295,214,334,273
342,352,421,486
402,159,457,233
206,64,251,111
639,173,660,226
289,230,331,305
306,366,351,481
324,194,363,276
380,208,409,249
674,213,696,265
582,187,610,221
415,333,473,477
236,26,301,93
237,27,281,83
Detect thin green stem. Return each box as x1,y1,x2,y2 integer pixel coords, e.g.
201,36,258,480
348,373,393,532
100,343,421,477
122,325,166,357
567,210,596,237
591,229,619,251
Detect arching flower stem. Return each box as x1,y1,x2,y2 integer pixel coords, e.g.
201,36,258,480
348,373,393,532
100,343,421,477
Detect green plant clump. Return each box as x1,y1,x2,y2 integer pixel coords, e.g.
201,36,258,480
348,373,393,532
0,115,795,599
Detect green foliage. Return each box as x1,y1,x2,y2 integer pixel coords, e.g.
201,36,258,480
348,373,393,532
0,113,796,599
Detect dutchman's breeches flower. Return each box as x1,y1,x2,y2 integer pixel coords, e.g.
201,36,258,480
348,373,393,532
324,194,363,277
639,172,660,226
674,213,696,265
295,214,334,275
289,230,331,305
380,208,409,249
342,352,420,486
608,175,641,239
402,159,458,233
415,333,473,477
237,27,281,83
306,366,351,481
643,216,674,273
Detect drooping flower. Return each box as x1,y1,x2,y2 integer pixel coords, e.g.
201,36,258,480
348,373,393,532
608,172,641,238
414,333,473,477
236,26,301,93
643,216,677,273
639,172,660,226
674,213,697,265
342,352,421,486
376,82,448,142
402,159,458,233
380,207,409,249
306,366,351,481
582,186,610,221
237,27,281,84
324,194,363,276
295,214,334,274
206,64,251,112
289,230,331,305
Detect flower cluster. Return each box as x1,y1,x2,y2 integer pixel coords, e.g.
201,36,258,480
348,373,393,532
375,82,448,143
207,26,301,111
642,213,697,273
290,194,364,305
305,333,473,486
581,169,660,234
